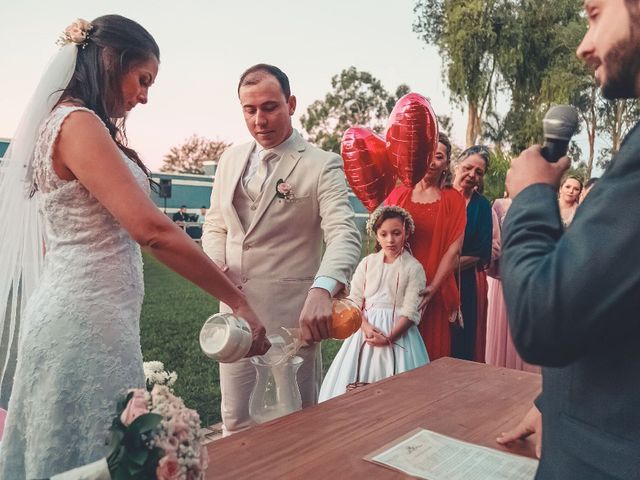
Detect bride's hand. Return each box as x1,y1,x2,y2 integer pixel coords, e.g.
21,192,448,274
234,303,271,357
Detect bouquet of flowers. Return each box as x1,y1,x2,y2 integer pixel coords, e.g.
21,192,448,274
53,385,207,480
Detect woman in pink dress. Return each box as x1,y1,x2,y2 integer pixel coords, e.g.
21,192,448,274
485,197,538,371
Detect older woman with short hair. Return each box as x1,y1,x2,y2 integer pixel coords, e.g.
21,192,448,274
451,146,493,362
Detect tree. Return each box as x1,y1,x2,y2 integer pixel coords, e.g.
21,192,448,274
603,100,640,154
481,111,509,153
161,136,231,174
575,84,600,177
536,15,600,176
597,99,640,169
497,0,588,154
482,149,511,202
568,140,583,165
386,84,412,115
438,114,453,137
414,0,505,146
300,67,409,154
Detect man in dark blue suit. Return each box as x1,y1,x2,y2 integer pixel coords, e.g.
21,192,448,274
496,1,640,478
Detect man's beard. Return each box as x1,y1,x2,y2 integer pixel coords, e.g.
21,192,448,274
601,16,640,99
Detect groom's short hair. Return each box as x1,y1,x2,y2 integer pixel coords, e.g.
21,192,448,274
238,64,291,100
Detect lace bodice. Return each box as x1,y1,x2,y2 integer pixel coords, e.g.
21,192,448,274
33,105,149,264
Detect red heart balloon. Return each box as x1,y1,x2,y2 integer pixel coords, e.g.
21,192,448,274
386,93,439,188
341,127,397,212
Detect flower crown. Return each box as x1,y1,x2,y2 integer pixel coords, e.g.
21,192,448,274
366,205,416,237
56,18,93,48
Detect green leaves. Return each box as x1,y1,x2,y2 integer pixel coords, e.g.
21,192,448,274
128,413,162,437
414,0,504,144
161,135,231,174
300,67,409,154
481,148,511,202
107,413,163,479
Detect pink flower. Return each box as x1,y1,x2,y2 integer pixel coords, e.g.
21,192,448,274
276,180,295,200
277,182,292,196
120,389,149,427
156,454,181,480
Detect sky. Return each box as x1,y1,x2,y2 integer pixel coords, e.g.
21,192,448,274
1,0,470,171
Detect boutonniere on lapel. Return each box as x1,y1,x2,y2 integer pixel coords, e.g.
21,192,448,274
276,179,295,201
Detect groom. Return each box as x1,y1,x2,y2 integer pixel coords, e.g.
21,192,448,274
202,64,361,434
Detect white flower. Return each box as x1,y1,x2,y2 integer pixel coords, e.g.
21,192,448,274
143,361,178,390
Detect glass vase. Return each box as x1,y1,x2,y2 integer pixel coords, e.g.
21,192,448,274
249,354,303,424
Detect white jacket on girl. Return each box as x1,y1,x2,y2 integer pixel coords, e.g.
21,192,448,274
348,249,427,324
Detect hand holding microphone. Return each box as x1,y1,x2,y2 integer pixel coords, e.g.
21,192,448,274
506,105,579,198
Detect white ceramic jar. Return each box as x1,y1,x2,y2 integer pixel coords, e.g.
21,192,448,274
199,313,252,363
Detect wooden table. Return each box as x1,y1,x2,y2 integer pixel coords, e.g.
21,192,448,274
206,358,541,479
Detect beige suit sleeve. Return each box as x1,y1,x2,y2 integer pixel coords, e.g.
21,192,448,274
396,260,427,324
202,155,227,267
316,154,362,294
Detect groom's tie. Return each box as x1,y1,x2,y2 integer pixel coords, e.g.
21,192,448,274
246,151,277,201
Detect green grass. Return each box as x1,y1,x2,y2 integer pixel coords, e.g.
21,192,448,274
140,253,221,426
140,252,344,426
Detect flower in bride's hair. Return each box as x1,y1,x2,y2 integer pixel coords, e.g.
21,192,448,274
56,18,93,47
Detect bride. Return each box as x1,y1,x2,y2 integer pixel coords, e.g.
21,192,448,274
0,15,270,478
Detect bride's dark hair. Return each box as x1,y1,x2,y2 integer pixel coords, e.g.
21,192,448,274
58,15,160,176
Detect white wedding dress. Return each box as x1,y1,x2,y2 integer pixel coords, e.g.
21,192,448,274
0,106,147,478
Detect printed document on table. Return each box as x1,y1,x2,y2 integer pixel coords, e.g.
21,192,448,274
365,428,538,480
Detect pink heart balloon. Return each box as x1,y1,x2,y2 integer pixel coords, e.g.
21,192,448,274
386,93,439,188
341,127,397,212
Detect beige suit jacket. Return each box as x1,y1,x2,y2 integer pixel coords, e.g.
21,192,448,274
202,130,361,334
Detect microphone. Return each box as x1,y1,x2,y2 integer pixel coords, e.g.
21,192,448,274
541,105,579,163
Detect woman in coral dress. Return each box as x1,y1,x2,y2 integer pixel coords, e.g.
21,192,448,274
385,133,466,360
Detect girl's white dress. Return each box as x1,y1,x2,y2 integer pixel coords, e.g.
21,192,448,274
319,259,429,402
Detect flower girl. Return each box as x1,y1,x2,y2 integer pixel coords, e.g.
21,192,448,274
319,206,429,401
